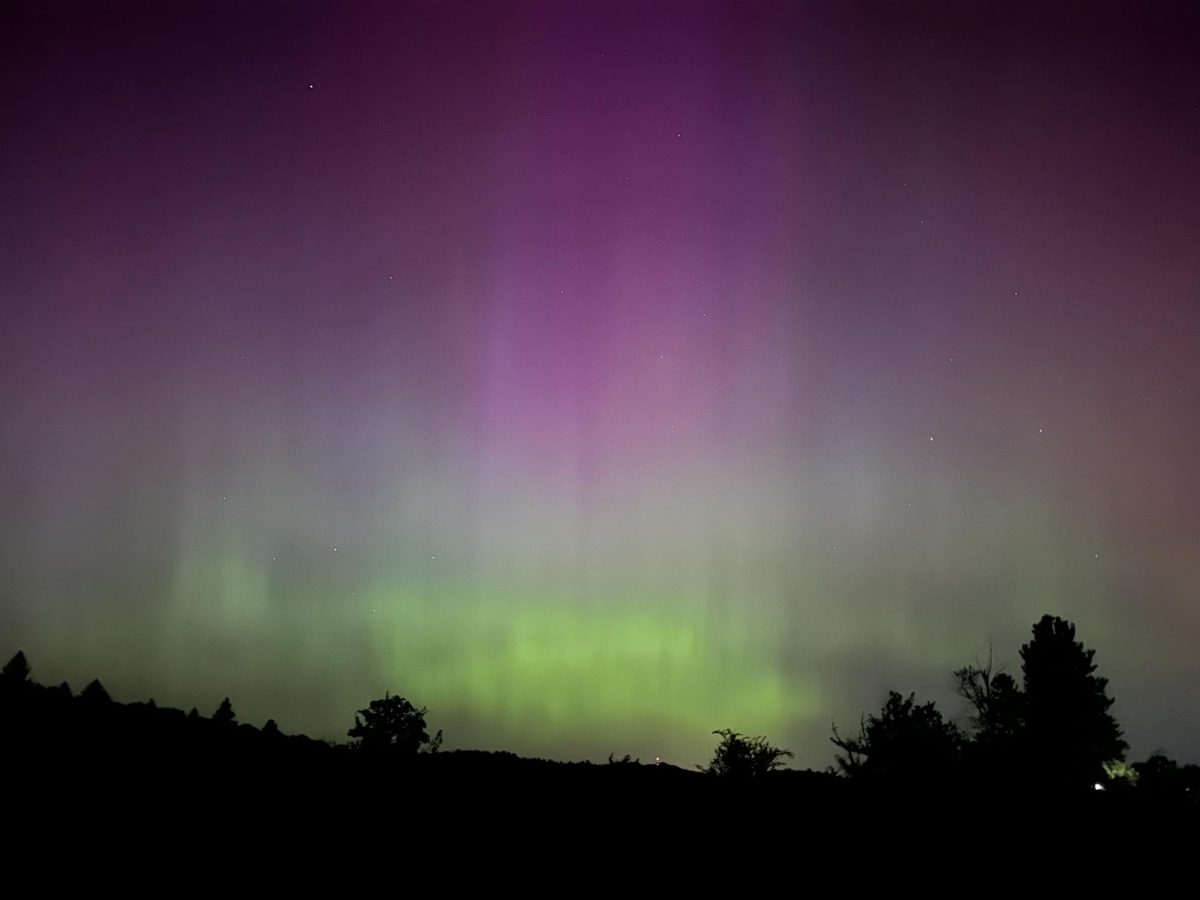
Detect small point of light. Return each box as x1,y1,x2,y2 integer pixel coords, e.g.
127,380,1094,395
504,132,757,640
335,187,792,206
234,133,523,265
308,83,314,89
1093,782,1105,791
333,547,338,552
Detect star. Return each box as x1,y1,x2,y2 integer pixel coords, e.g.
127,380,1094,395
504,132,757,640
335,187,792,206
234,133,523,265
308,83,314,89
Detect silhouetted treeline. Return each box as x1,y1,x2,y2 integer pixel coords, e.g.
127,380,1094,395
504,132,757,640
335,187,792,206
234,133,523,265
826,614,1198,808
0,653,336,775
3,613,1196,822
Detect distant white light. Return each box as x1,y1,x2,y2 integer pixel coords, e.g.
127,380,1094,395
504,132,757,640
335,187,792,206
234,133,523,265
1093,782,1105,791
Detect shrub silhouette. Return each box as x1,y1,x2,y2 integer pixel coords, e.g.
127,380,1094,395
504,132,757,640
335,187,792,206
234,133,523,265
831,691,963,780
702,728,792,778
348,693,440,754
954,654,1025,779
954,650,1024,746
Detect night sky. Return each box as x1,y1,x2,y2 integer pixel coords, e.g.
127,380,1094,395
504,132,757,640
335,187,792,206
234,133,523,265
2,1,1198,768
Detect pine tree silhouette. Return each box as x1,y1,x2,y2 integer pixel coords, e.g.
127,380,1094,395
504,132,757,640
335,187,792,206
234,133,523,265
212,697,236,726
2,650,31,682
1020,615,1127,789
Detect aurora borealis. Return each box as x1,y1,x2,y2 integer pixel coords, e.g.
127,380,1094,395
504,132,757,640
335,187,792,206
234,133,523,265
2,0,1198,768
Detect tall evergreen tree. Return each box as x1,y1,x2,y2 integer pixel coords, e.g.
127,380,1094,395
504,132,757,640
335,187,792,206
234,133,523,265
1020,615,1126,789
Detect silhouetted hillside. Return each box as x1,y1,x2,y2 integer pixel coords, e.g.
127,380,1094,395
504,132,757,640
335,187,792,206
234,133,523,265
4,644,1195,835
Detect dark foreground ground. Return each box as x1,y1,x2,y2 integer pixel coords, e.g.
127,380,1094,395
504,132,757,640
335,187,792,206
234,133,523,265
4,674,1196,881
